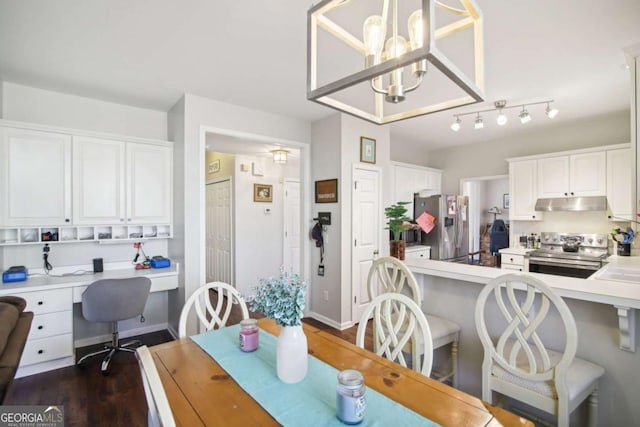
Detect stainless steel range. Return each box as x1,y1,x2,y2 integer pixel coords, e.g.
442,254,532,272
527,232,609,278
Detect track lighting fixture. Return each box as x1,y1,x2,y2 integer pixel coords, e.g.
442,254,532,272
449,99,558,131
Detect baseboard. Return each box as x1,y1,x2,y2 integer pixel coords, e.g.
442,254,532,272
167,325,179,340
73,323,170,348
307,311,353,331
15,356,75,379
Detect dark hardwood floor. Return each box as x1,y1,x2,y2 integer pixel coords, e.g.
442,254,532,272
6,310,370,427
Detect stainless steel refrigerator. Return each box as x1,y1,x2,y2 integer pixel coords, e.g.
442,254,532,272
414,194,469,261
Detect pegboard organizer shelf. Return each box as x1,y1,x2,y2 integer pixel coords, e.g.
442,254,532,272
0,225,172,246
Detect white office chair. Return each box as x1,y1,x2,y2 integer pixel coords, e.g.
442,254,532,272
356,292,433,376
367,257,461,386
178,282,249,338
136,345,176,427
475,273,604,427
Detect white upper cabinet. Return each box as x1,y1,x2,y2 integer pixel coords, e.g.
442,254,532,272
73,138,172,225
73,136,126,225
126,143,172,224
538,152,606,198
392,162,442,218
0,127,72,226
509,159,542,221
606,148,633,221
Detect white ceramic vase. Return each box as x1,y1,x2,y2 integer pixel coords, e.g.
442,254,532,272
276,325,308,384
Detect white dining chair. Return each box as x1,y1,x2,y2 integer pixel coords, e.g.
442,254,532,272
136,345,176,427
367,256,461,386
356,292,434,376
178,281,249,338
475,273,604,427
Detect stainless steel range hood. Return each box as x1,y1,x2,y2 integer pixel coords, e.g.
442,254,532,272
534,196,608,212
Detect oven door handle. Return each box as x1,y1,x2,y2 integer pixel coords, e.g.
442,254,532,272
529,257,601,270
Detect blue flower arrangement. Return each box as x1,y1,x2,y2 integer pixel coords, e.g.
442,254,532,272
248,269,307,327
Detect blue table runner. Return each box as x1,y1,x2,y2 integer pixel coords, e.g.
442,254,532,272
191,325,440,427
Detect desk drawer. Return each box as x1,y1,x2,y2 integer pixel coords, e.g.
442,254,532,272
501,264,524,272
29,311,73,341
72,274,178,303
21,333,73,366
405,249,430,260
18,288,72,315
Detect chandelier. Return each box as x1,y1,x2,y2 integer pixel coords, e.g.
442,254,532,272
450,100,559,131
307,0,485,125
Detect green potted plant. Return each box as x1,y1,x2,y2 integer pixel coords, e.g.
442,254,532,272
385,201,413,260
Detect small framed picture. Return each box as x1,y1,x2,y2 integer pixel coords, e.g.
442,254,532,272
254,184,273,202
360,137,376,164
503,193,510,209
315,179,338,203
208,159,220,174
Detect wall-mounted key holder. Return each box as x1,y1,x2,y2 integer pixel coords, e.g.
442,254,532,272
317,212,331,226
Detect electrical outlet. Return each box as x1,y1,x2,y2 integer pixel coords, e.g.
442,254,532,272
323,290,329,301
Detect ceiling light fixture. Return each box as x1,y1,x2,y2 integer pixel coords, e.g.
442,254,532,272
449,99,558,131
271,149,289,164
307,0,485,125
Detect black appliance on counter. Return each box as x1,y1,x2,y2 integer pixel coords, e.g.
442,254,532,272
527,232,609,278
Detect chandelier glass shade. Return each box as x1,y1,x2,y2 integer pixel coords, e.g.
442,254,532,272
307,0,485,125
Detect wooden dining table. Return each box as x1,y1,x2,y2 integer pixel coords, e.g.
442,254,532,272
148,318,532,426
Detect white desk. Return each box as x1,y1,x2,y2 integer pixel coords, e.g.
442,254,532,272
0,264,178,377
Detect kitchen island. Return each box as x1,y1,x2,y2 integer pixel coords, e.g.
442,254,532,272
405,255,640,426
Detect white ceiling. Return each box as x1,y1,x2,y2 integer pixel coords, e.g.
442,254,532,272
1,0,639,153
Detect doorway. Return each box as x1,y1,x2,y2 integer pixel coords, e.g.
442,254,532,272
203,131,306,296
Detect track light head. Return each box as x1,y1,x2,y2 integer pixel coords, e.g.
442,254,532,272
496,111,508,126
450,117,461,132
545,103,559,119
474,114,484,130
519,107,531,124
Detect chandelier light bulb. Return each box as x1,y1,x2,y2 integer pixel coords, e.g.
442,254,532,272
545,103,559,119
407,10,424,51
474,114,484,130
496,110,508,126
363,16,386,58
451,117,461,132
385,35,408,59
519,107,531,124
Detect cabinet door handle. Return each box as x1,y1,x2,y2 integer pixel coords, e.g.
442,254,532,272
37,325,44,330
570,192,574,196
120,218,124,222
37,301,43,305
65,218,70,223
38,349,44,354
532,215,536,219
510,257,514,262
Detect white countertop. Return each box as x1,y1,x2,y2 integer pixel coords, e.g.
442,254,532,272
405,256,640,309
0,263,179,295
498,247,533,255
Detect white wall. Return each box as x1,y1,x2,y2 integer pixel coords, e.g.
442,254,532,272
168,93,311,335
482,177,509,224
429,110,630,194
310,115,342,322
234,154,288,295
2,82,168,140
0,80,4,118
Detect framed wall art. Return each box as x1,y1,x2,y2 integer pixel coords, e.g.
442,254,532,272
360,136,376,164
208,159,220,174
315,179,338,203
254,183,273,202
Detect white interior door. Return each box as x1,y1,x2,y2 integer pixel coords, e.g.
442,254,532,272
283,179,301,275
351,165,381,323
206,178,233,285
